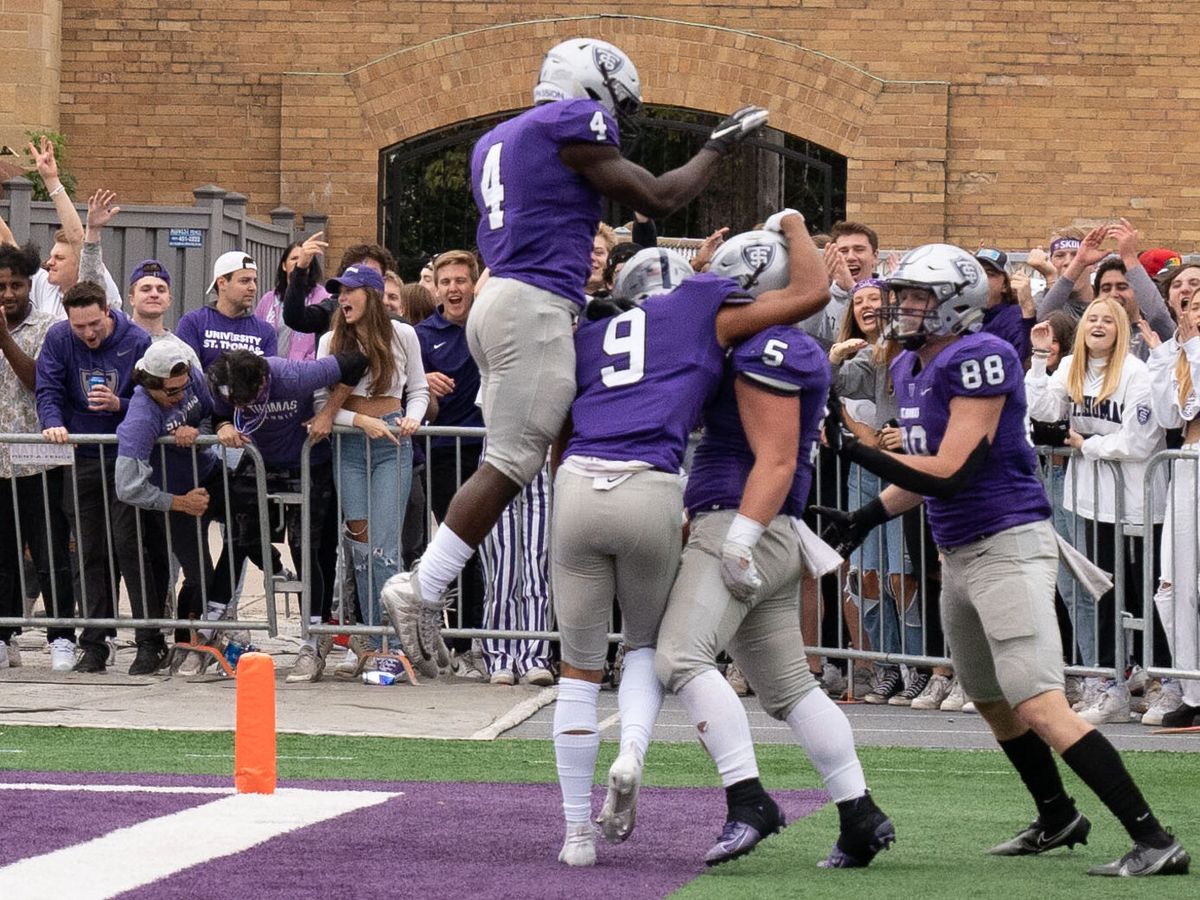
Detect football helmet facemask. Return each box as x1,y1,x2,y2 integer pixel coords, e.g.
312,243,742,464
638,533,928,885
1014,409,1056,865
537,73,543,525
532,39,642,120
612,247,694,305
879,243,988,346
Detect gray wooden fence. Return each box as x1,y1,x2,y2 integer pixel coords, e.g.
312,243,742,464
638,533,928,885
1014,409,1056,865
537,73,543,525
1,178,327,328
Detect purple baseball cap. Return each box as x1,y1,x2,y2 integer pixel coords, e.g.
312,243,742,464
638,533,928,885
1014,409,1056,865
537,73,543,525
326,264,385,294
129,259,171,287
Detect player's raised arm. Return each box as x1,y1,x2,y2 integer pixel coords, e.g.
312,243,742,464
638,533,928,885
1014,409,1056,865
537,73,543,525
560,106,767,219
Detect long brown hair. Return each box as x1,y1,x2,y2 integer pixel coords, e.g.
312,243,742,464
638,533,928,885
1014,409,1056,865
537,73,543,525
329,286,398,396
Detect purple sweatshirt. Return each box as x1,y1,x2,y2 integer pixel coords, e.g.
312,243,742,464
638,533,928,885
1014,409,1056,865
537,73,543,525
36,309,151,457
176,305,278,369
210,356,343,467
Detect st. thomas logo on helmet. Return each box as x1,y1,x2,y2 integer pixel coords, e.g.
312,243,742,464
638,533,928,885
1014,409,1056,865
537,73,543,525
741,242,777,270
593,46,624,75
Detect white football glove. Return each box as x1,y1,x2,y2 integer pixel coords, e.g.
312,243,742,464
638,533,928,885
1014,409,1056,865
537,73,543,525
720,540,762,603
763,208,802,235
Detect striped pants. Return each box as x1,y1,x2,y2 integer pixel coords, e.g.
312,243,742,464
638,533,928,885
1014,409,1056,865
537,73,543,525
478,463,553,675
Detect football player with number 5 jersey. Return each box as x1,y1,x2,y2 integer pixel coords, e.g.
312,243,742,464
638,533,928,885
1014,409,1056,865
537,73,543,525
551,212,832,867
816,243,1188,878
386,37,771,681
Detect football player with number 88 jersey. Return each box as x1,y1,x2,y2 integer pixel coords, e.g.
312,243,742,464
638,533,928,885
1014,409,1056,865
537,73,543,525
384,37,771,679
815,243,1188,878
552,213,833,868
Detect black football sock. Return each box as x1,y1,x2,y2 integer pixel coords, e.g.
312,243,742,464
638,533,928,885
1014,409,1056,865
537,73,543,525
725,778,780,832
998,730,1076,828
1060,729,1171,848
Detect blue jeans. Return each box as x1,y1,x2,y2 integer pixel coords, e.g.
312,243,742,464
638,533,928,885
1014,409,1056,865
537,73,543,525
847,464,921,656
1048,463,1095,665
336,413,413,649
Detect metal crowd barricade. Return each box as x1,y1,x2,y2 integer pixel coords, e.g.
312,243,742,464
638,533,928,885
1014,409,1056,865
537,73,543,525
0,433,280,639
800,445,1139,685
1142,448,1200,682
299,424,612,651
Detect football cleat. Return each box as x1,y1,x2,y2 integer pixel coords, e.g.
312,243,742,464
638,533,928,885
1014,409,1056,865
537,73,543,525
703,798,785,866
596,749,642,844
1087,838,1189,877
558,822,597,867
819,792,896,868
988,811,1090,856
380,568,440,679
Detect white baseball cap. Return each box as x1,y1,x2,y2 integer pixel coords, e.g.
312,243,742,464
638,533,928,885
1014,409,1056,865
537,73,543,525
208,250,257,293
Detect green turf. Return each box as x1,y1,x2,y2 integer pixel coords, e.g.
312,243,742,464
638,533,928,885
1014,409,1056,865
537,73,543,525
0,726,1194,898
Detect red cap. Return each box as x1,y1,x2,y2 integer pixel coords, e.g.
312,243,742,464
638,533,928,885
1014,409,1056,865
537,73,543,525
1139,248,1182,278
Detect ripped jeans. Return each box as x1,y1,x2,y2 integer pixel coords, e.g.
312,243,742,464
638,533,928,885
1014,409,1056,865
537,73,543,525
336,413,413,649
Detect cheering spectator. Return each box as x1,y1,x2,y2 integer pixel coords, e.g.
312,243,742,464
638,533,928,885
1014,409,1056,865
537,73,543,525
36,281,152,674
255,241,328,359
0,242,75,670
976,248,1036,364
177,251,275,367
1026,298,1167,724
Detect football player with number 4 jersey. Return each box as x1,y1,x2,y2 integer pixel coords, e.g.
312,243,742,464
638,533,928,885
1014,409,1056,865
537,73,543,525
652,227,895,871
816,244,1188,878
551,212,831,868
385,37,771,682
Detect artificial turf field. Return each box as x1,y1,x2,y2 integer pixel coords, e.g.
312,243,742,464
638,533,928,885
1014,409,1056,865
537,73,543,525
0,726,1194,898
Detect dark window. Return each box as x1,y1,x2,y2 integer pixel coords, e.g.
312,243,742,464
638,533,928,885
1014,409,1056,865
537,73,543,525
379,105,847,281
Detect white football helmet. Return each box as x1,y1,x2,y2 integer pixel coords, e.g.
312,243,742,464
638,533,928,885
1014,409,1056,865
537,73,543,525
613,248,694,304
532,38,642,119
707,230,789,297
879,243,988,344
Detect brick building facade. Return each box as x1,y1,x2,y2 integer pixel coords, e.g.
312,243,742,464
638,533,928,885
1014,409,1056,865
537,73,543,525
4,3,1198,259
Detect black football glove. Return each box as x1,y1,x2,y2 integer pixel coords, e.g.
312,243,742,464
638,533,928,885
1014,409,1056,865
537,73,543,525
334,350,369,386
811,498,890,558
705,106,769,155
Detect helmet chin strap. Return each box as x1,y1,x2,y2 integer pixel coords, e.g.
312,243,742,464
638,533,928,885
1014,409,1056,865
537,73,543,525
600,70,642,155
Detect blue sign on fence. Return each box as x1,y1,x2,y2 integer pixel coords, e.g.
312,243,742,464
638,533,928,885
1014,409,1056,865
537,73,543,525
168,228,204,248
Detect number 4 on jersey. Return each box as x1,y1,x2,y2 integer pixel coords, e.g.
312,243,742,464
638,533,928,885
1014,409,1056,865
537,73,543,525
481,142,505,230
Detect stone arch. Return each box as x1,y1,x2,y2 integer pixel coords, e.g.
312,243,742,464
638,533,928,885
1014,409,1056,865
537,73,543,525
280,16,948,254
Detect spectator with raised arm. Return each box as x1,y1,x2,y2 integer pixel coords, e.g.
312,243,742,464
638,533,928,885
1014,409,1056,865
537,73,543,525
0,242,75,670
977,248,1036,365
255,241,329,360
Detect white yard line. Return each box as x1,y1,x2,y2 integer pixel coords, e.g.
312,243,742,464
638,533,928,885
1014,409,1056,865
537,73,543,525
0,787,396,900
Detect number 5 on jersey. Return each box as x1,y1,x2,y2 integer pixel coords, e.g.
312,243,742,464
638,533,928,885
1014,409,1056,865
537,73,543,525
481,143,505,230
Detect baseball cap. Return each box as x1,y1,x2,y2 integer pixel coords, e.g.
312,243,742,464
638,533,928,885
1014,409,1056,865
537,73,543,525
129,259,171,287
208,250,257,293
134,340,193,379
975,248,1009,274
1138,248,1182,279
326,264,386,295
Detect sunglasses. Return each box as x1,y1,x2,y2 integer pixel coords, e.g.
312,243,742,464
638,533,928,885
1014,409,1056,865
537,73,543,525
156,382,188,398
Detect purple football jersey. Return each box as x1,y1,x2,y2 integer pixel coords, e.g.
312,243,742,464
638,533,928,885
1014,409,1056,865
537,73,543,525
117,372,216,494
565,274,749,472
890,332,1050,547
471,99,619,306
685,326,831,519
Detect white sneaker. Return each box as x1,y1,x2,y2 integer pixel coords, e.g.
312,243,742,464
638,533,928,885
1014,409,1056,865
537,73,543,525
1126,665,1151,697
1141,679,1183,726
1072,676,1103,712
489,668,516,686
596,749,642,844
819,663,846,699
285,644,325,683
1078,681,1133,725
940,678,967,712
961,700,978,714
450,648,487,681
49,638,76,672
335,636,370,680
558,822,596,867
911,673,953,710
847,666,875,700
1064,674,1085,707
521,666,555,687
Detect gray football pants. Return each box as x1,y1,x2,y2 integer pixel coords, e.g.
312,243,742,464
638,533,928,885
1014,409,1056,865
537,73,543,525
656,510,819,721
551,468,684,671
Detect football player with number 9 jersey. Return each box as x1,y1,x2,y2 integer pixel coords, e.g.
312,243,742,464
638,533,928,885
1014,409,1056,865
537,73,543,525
816,243,1188,878
384,37,772,681
551,214,833,868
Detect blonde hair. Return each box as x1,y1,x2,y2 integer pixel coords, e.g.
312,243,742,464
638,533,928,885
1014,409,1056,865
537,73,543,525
1065,297,1130,405
595,223,618,252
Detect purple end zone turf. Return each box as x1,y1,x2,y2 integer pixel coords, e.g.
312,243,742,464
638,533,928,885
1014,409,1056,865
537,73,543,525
0,773,826,898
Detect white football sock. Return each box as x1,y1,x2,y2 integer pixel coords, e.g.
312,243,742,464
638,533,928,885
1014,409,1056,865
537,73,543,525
617,648,663,761
677,668,758,787
417,526,475,606
786,688,867,802
553,677,601,824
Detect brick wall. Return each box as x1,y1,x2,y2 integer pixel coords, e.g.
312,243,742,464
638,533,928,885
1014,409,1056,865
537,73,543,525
25,3,1200,256
0,0,61,152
